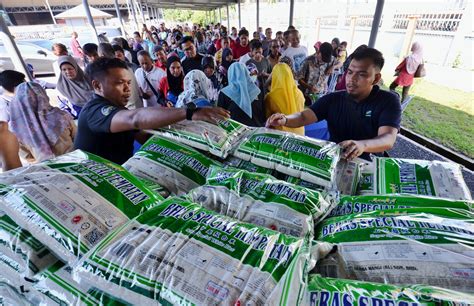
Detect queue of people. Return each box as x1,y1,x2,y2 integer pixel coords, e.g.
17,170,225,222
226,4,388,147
1,20,418,172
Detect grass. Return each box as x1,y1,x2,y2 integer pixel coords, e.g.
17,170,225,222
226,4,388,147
382,77,474,158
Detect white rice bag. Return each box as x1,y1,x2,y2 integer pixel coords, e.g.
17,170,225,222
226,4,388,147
74,197,314,305
233,128,340,188
123,135,221,195
0,150,163,263
147,119,249,158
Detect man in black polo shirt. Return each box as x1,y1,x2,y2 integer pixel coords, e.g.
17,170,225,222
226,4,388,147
74,58,229,164
180,36,204,75
266,48,401,161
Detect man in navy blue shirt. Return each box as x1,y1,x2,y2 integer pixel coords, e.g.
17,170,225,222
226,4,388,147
74,58,229,164
266,48,401,161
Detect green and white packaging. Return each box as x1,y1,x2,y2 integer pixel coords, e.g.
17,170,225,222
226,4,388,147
0,150,162,263
123,135,221,195
223,156,274,175
148,119,249,158
334,159,362,195
0,282,32,306
315,208,474,293
30,261,128,306
329,194,473,217
374,157,472,200
137,177,169,199
0,214,57,287
189,166,336,238
233,128,340,188
305,274,474,306
75,197,312,305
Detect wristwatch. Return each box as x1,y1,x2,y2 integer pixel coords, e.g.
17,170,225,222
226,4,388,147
186,102,198,120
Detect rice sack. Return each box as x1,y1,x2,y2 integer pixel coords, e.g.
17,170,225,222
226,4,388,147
0,150,162,263
0,213,57,287
328,194,473,217
304,274,474,306
315,207,474,293
123,135,221,195
147,119,248,158
189,166,336,238
374,157,471,200
233,128,340,188
74,197,313,305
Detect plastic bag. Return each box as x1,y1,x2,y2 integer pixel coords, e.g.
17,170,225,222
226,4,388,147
233,128,340,188
0,150,162,263
189,166,337,238
0,213,57,287
373,157,472,200
315,207,474,293
0,282,32,306
223,156,274,175
147,119,249,158
123,135,221,195
305,274,474,305
328,194,473,217
74,197,313,305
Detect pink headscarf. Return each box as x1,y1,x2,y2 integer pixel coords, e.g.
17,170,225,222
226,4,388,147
314,41,322,51
9,82,73,162
406,42,423,74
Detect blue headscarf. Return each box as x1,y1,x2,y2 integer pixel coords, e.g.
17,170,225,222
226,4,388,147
221,63,260,118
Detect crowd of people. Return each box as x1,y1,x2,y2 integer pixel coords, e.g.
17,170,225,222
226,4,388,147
0,20,426,171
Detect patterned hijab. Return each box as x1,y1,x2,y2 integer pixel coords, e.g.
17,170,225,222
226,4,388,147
176,69,215,107
9,82,73,162
56,56,94,107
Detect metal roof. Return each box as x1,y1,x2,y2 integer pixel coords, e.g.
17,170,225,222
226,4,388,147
2,0,236,11
54,4,113,19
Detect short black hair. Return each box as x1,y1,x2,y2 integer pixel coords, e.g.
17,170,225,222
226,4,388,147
0,70,25,92
250,40,263,50
83,43,98,56
137,50,151,58
283,30,290,38
287,25,296,31
238,29,249,37
87,57,129,82
319,42,333,63
112,44,124,53
133,31,141,37
276,31,283,36
98,43,115,59
180,36,194,46
351,47,385,70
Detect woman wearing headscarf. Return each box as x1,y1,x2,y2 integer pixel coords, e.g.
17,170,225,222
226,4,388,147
9,82,76,163
175,70,215,108
158,55,184,106
219,48,234,87
390,42,424,103
264,63,305,135
56,56,94,118
202,55,220,90
335,44,368,91
218,63,264,127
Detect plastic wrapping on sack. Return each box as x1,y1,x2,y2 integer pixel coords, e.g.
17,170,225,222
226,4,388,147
29,261,127,306
147,119,249,158
304,274,474,306
0,213,57,287
374,157,472,200
315,207,474,293
279,174,326,193
328,194,473,217
233,128,340,188
355,161,374,195
189,166,337,238
0,150,163,263
123,135,221,195
333,159,362,195
0,282,32,306
74,197,313,305
223,156,275,175
137,177,169,199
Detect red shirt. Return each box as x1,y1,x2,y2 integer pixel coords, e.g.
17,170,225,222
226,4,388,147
154,61,166,71
232,43,250,60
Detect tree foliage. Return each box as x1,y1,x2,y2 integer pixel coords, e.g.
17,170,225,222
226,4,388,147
163,9,211,26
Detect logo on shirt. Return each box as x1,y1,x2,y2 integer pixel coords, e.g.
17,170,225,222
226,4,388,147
101,105,116,116
365,110,372,117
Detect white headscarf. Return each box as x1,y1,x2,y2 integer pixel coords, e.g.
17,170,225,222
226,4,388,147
406,42,423,74
176,70,215,107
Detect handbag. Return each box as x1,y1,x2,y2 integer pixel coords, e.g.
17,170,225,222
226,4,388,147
414,62,426,78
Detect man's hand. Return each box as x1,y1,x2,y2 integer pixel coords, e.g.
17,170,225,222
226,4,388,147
265,113,287,128
339,140,366,161
192,107,230,124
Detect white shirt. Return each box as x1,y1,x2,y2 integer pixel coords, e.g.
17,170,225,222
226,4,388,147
282,45,308,74
238,53,252,65
0,93,13,123
134,66,166,107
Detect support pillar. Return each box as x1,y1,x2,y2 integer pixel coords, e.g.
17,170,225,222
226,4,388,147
399,15,418,61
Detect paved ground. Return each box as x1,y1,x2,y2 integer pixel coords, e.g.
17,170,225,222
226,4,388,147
388,134,474,196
